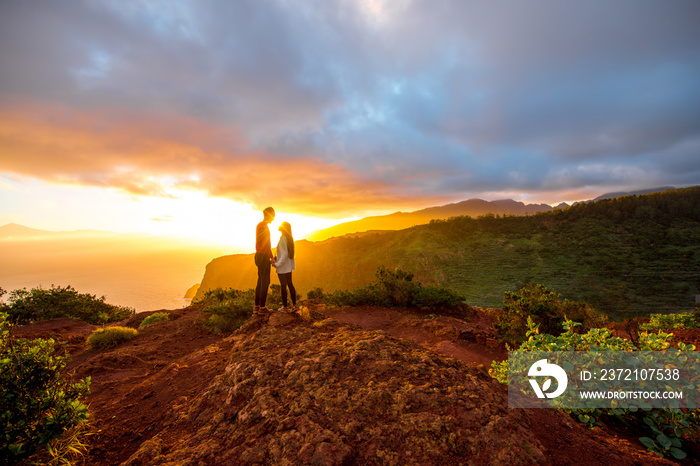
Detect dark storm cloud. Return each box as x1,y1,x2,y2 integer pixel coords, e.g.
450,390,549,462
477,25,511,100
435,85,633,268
1,0,699,210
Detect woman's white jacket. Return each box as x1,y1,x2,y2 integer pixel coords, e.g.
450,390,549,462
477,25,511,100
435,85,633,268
275,236,296,274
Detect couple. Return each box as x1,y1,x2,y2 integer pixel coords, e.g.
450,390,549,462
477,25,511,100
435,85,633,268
253,206,298,315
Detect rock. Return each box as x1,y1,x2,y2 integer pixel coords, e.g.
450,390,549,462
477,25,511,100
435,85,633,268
124,318,548,465
486,338,500,348
268,311,297,327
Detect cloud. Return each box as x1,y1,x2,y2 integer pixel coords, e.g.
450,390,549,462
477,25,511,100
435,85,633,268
1,0,699,211
0,101,448,216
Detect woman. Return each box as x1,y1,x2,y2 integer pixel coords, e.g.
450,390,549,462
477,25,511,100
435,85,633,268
274,221,297,312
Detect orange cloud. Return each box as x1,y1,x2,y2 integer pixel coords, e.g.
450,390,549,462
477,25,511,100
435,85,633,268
0,101,448,217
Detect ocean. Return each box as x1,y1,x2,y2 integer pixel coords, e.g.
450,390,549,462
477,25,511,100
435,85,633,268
0,232,227,313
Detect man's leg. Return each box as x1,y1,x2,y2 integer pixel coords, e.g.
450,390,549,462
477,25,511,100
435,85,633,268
259,257,271,307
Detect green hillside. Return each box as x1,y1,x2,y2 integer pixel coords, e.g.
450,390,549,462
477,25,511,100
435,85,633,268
196,187,700,319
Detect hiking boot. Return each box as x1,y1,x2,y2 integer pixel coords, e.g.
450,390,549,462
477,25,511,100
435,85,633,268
257,307,272,315
253,305,261,314
276,307,289,313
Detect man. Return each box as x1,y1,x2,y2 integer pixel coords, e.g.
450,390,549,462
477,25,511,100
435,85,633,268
254,206,275,314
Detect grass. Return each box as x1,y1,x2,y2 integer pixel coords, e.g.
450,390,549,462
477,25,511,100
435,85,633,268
86,327,138,350
139,312,170,327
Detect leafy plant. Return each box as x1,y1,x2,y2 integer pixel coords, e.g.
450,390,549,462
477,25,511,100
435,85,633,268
639,411,690,460
139,312,170,327
324,266,464,309
194,288,254,333
86,326,138,350
640,311,700,331
490,317,699,459
0,312,91,465
1,285,134,325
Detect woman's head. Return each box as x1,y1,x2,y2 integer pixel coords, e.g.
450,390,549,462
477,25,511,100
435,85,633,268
278,222,292,237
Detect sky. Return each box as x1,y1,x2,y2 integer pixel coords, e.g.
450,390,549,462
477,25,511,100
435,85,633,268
1,0,699,249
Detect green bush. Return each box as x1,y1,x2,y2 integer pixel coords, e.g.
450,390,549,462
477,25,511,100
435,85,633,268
139,312,170,327
86,326,138,350
494,283,604,344
1,285,134,325
1,312,91,465
324,266,464,310
195,288,254,334
307,287,324,300
490,317,698,460
640,312,700,331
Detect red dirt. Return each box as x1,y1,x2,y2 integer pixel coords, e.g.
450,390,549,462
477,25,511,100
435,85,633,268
13,303,695,465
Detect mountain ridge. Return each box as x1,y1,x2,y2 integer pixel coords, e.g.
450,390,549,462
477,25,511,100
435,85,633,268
306,198,555,241
307,187,682,241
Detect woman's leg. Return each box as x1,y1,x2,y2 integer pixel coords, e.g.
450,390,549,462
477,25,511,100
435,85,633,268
288,273,297,306
278,273,289,307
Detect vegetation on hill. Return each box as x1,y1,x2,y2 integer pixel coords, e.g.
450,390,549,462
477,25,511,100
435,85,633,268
196,186,700,320
0,285,134,325
193,288,256,334
324,266,465,309
493,283,605,344
0,312,91,465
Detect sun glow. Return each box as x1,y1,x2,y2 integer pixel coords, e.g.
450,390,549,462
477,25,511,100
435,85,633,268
136,188,345,251
0,177,347,253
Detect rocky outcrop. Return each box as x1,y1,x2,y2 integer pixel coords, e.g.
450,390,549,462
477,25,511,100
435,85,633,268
124,314,546,465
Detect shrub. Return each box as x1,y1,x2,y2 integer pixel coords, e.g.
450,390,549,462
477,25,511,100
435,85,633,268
307,287,324,300
268,284,283,309
490,317,698,460
86,326,138,350
494,283,604,344
0,312,91,465
139,312,170,327
640,312,700,331
1,285,134,325
324,266,464,309
195,288,254,334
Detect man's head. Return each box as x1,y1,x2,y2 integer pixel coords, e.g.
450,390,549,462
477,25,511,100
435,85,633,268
263,206,275,223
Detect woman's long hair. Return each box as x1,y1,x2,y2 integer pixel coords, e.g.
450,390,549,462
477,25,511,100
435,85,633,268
279,222,294,259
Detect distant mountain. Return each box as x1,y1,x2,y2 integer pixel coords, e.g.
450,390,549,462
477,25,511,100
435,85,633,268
306,198,554,241
0,223,115,239
0,223,51,237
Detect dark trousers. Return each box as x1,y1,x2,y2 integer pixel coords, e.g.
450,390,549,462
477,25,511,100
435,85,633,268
278,272,296,307
254,253,271,307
